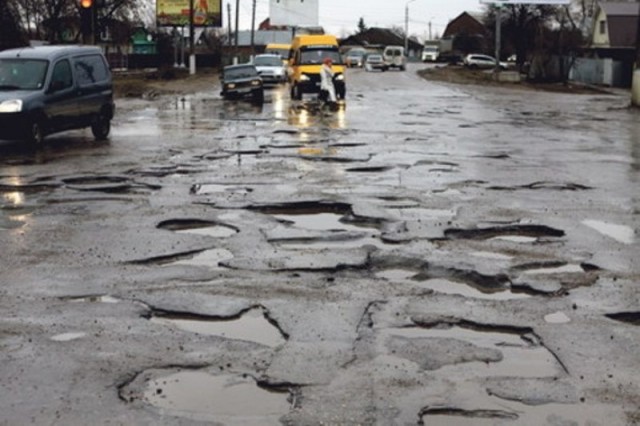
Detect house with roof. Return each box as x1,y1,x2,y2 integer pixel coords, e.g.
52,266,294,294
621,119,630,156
591,1,639,59
440,12,490,57
573,1,640,87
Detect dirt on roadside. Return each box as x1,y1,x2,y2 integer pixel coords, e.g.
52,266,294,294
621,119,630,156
112,67,220,99
418,64,611,95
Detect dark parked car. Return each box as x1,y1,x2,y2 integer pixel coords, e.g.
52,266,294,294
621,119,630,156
220,64,264,103
0,45,114,145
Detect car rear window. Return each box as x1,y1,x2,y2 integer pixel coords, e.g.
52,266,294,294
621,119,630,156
225,66,258,79
74,54,109,86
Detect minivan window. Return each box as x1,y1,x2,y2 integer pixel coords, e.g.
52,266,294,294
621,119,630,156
51,60,73,90
299,48,342,65
74,54,109,86
0,59,48,90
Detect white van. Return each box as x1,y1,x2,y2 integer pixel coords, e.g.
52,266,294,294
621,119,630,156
383,45,406,71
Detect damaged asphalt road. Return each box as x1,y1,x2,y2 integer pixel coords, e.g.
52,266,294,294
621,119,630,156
1,64,639,425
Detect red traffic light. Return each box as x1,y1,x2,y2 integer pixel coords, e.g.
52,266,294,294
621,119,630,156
80,0,92,8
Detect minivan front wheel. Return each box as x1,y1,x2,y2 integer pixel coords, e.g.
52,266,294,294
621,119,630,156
27,120,44,146
91,114,111,140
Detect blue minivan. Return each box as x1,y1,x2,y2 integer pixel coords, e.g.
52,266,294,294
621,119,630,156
0,45,114,145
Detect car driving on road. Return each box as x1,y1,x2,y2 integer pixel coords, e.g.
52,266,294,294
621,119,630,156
252,54,287,84
220,64,264,103
463,54,508,70
364,54,387,72
0,45,114,146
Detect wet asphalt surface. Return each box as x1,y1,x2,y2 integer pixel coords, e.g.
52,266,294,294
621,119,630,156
1,64,639,425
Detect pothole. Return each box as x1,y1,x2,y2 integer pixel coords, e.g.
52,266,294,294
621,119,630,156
190,184,253,196
168,248,234,269
582,219,635,244
139,371,291,425
605,312,640,325
522,264,585,275
420,399,621,425
50,332,86,342
65,294,121,304
376,270,529,300
158,219,238,238
62,175,158,193
382,325,562,377
445,225,565,242
150,307,287,347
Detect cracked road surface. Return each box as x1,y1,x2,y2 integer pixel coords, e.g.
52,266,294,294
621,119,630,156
1,64,639,425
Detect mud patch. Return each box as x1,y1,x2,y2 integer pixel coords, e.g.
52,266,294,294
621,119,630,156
150,307,287,347
135,370,292,424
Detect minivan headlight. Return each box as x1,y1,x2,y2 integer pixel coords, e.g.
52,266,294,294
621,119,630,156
0,99,23,113
334,74,344,81
300,74,310,81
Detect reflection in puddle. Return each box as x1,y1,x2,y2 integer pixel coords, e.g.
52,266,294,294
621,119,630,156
170,248,234,269
273,213,371,233
192,184,253,196
471,252,514,261
143,371,290,425
383,327,559,377
582,219,635,244
69,295,120,304
489,236,538,243
544,311,571,324
176,226,237,238
287,103,346,129
523,264,583,275
50,332,86,342
151,308,286,347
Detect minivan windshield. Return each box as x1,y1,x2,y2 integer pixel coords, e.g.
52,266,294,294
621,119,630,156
266,48,290,59
0,59,49,90
299,47,343,65
254,56,283,67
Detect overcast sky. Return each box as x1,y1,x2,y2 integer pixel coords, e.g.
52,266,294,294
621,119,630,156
231,0,485,40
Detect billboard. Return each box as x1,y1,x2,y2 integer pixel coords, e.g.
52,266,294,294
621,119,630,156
157,0,222,27
480,0,570,3
270,0,319,27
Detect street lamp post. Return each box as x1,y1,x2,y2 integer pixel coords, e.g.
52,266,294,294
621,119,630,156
404,0,417,56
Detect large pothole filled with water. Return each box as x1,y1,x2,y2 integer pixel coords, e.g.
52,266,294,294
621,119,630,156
123,370,292,425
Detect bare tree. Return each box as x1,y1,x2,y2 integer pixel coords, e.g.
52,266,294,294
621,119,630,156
0,0,27,49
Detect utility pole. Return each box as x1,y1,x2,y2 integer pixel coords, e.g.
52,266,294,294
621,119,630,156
189,0,195,74
404,0,416,56
494,4,502,74
234,0,239,52
227,2,232,47
250,0,256,55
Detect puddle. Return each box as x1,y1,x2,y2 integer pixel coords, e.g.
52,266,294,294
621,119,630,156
169,248,234,269
523,264,584,275
421,399,622,425
375,270,529,300
582,219,635,244
383,326,560,377
151,307,286,347
414,279,529,300
605,312,640,325
490,236,538,243
176,226,237,238
50,332,86,342
544,312,571,324
273,213,373,233
470,252,514,261
191,184,253,196
142,371,290,425
68,295,120,304
276,234,385,250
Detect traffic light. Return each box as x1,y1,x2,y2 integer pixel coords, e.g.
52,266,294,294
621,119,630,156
80,0,95,44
